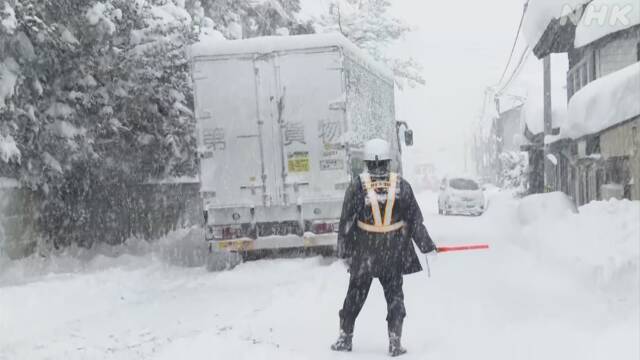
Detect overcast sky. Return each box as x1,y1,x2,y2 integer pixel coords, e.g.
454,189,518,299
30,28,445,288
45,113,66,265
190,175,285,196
390,0,539,177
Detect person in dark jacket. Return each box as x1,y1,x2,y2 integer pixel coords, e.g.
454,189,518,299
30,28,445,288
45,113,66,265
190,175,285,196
330,139,437,357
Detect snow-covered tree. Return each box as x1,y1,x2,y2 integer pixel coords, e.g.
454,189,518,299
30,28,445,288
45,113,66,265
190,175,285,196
499,151,528,192
311,0,424,88
0,0,198,248
190,0,313,39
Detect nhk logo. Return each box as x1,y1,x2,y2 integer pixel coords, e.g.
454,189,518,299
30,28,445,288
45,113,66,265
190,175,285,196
560,2,637,27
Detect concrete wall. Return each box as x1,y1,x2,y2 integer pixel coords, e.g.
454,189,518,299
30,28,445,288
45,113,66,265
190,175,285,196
0,187,37,259
0,182,203,259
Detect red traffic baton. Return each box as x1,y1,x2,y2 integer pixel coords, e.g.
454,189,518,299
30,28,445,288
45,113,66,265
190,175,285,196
425,244,490,278
436,244,490,253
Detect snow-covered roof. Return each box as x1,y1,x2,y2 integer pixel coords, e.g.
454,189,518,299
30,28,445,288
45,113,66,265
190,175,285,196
523,0,590,46
574,0,640,47
562,62,640,139
190,33,394,82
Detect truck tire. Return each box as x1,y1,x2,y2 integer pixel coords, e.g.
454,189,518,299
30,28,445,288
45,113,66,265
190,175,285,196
206,251,243,272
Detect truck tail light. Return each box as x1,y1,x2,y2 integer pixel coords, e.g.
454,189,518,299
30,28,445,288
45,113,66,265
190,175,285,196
207,225,244,240
310,221,339,235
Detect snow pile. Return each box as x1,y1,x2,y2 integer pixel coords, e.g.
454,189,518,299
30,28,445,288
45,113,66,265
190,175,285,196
523,0,590,46
575,0,640,47
563,62,640,139
191,33,395,82
0,227,209,286
517,192,578,225
0,57,19,109
0,134,20,163
517,193,640,289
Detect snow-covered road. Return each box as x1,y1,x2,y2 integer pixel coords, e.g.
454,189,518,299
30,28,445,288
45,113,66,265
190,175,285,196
1,192,638,359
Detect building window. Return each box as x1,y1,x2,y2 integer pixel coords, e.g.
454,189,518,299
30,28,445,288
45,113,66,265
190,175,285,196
567,50,597,99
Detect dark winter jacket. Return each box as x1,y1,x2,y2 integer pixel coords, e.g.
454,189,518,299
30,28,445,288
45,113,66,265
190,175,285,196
337,173,436,277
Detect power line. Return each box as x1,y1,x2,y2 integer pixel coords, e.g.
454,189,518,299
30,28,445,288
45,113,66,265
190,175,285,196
497,45,531,95
497,1,530,86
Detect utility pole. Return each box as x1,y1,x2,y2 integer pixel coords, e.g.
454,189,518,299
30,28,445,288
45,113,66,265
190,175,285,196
543,56,553,135
543,55,553,192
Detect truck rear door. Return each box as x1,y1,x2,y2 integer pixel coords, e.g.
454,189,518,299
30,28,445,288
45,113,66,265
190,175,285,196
193,57,271,208
274,50,350,205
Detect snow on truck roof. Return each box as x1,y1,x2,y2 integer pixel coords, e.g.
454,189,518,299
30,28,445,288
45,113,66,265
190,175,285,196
190,33,395,82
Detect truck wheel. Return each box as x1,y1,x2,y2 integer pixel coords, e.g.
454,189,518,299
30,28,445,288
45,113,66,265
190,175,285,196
206,251,243,272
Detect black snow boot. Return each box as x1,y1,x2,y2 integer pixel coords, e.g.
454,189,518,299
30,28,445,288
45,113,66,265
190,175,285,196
388,320,407,357
330,330,353,352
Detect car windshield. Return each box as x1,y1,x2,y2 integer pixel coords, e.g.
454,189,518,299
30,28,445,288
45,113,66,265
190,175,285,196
449,179,479,191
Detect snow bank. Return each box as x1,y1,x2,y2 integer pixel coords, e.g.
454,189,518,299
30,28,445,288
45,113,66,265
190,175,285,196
517,193,639,289
523,0,590,46
190,33,395,82
518,192,578,225
563,62,640,139
575,0,640,48
0,227,209,286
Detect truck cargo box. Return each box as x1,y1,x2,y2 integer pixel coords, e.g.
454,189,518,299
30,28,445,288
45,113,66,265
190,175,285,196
190,33,405,252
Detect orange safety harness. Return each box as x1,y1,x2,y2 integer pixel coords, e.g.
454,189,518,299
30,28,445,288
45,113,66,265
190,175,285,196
357,172,405,233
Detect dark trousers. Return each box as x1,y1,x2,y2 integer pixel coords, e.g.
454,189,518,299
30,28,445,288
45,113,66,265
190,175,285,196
338,271,406,334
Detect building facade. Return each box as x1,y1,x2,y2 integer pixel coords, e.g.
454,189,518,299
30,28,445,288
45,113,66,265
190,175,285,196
534,15,640,205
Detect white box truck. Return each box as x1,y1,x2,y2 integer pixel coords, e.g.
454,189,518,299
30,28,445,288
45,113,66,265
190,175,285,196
190,33,413,255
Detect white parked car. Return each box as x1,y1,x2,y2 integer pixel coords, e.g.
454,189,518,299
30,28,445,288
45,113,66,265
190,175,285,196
438,177,485,216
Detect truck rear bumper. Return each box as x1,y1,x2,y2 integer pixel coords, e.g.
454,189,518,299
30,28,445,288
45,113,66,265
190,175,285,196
211,233,337,252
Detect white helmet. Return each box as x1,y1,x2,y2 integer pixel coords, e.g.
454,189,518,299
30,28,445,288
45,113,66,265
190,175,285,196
363,139,392,162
